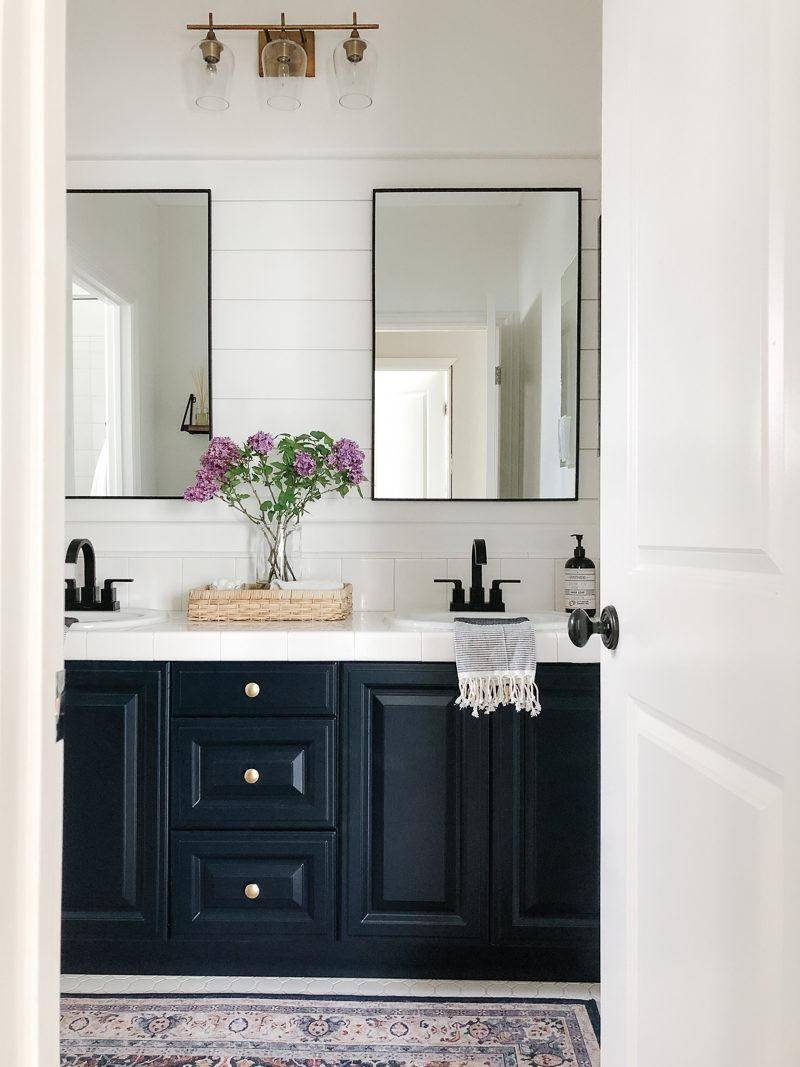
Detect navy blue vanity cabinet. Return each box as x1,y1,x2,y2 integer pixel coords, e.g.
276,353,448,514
491,663,600,974
61,663,167,945
343,663,489,941
61,659,598,980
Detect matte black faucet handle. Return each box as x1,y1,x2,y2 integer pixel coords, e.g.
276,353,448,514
434,578,466,610
100,578,134,611
488,578,520,611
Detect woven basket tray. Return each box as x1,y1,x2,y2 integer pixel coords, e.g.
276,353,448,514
187,583,353,623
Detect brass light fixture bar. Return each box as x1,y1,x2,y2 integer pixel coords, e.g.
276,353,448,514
187,11,379,79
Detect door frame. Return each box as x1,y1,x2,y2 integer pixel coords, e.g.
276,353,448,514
0,0,66,1061
70,266,137,495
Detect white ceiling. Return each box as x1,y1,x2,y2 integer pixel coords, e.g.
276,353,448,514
67,0,601,160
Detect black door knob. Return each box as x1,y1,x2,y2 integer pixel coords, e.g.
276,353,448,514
568,605,620,650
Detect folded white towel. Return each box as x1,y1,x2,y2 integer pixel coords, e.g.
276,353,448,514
272,579,344,591
209,578,246,590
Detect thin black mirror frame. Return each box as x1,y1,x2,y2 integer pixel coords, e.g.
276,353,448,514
371,186,583,503
65,187,212,500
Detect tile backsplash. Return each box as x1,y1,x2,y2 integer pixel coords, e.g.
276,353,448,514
66,157,600,617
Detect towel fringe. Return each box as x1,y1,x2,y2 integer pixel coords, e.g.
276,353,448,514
456,672,541,717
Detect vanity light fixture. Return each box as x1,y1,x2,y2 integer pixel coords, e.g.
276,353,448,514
188,13,235,111
333,13,377,109
185,11,379,111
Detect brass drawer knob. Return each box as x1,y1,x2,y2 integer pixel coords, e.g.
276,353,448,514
244,681,260,698
243,767,260,785
244,883,260,900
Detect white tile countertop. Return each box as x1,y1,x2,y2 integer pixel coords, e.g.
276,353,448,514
63,611,601,663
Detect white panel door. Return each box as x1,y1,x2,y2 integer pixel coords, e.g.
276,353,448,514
602,1,800,1064
0,0,65,1062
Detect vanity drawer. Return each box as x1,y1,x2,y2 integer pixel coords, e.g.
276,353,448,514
170,831,335,939
171,718,335,829
172,663,336,717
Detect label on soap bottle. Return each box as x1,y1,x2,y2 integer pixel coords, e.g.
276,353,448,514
564,570,597,611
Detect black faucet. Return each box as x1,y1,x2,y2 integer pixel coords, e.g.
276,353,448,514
435,539,520,612
65,538,132,611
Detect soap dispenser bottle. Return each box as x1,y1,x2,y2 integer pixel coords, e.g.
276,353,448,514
564,533,596,617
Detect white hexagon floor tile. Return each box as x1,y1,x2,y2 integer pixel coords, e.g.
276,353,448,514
61,973,600,1004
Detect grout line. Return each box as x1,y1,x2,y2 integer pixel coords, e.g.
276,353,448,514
213,349,375,354
213,297,371,303
214,248,372,253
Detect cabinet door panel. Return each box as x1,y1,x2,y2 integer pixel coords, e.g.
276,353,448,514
61,665,166,941
492,664,600,946
344,664,487,940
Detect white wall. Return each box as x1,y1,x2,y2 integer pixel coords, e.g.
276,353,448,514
375,204,520,318
155,204,210,494
65,157,600,616
66,0,601,161
517,192,580,497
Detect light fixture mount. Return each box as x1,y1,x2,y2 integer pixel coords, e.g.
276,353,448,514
343,12,367,63
199,14,223,66
186,11,379,80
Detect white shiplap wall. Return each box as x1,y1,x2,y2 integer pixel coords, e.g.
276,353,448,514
65,158,600,614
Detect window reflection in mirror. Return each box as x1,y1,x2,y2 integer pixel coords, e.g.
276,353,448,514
373,189,581,501
66,190,211,498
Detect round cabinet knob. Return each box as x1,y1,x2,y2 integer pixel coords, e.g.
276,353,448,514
244,681,260,699
244,883,260,900
243,767,260,785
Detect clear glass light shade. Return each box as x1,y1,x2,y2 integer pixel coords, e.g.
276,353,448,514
262,37,307,111
187,35,234,111
333,35,376,109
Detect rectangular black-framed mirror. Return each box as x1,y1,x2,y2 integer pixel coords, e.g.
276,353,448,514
372,187,581,501
66,188,211,499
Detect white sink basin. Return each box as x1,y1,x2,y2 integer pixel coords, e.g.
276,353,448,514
385,610,567,632
65,608,167,631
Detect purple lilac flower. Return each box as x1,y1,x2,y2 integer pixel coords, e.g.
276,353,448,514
293,451,316,477
203,435,240,476
328,437,365,484
247,431,275,455
183,467,219,502
183,435,240,502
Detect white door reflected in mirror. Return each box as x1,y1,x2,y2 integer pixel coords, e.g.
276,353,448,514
374,363,451,498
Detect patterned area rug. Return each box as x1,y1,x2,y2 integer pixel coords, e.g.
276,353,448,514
60,994,600,1067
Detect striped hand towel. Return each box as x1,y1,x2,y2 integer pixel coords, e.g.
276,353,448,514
453,616,541,717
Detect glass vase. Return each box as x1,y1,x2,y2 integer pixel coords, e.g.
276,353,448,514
256,516,300,586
